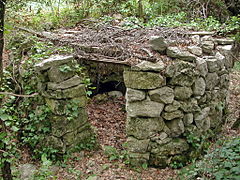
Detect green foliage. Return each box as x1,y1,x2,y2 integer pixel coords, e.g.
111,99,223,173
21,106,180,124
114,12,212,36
178,137,240,180
234,62,240,71
33,154,57,180
103,146,129,164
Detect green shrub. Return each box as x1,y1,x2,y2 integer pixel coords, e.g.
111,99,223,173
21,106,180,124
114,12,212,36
178,137,240,180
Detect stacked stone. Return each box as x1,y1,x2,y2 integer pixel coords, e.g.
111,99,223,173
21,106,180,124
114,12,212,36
124,32,236,167
35,55,94,153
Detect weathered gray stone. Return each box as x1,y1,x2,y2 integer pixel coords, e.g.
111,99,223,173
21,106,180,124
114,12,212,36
126,100,164,117
166,119,185,137
215,52,225,70
209,105,224,128
196,58,208,77
124,71,165,89
150,132,168,141
174,86,193,100
46,97,87,115
164,100,181,112
151,138,189,155
183,113,194,125
204,57,220,72
44,84,86,99
201,35,214,41
47,75,82,90
190,31,215,35
129,152,150,166
126,117,165,139
107,91,123,97
170,73,196,87
149,86,174,104
126,88,146,102
149,36,168,52
205,73,219,90
194,107,210,130
193,77,206,96
149,154,168,167
187,46,203,56
162,110,184,121
201,41,215,54
48,66,75,83
51,109,88,137
19,164,37,180
215,38,234,45
63,126,94,147
197,94,207,104
167,47,196,62
219,74,229,88
44,135,65,151
35,55,74,71
165,60,195,77
132,60,165,72
125,137,150,153
191,35,200,44
180,99,200,112
216,45,234,69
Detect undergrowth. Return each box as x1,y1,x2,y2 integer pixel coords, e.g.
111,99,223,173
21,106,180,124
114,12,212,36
178,137,240,180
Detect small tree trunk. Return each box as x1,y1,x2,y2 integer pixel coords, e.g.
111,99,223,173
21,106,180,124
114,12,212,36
138,0,144,20
0,0,13,179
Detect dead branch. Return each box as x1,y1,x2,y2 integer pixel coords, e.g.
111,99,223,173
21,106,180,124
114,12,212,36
0,92,39,97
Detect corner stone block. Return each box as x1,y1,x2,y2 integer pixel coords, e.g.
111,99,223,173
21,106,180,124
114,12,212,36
123,71,165,89
149,86,174,104
126,117,165,139
126,100,164,117
126,88,146,102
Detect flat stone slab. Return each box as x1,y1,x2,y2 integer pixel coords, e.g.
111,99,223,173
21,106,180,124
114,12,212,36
126,100,164,117
189,31,215,35
124,71,165,89
132,60,165,72
47,75,82,90
35,55,74,71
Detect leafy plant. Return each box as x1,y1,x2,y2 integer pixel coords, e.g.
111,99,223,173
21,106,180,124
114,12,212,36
178,137,240,180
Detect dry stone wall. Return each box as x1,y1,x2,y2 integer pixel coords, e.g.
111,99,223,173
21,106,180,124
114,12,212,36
35,55,95,153
124,32,237,167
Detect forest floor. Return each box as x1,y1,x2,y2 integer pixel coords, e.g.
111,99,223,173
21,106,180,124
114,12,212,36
51,69,240,180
